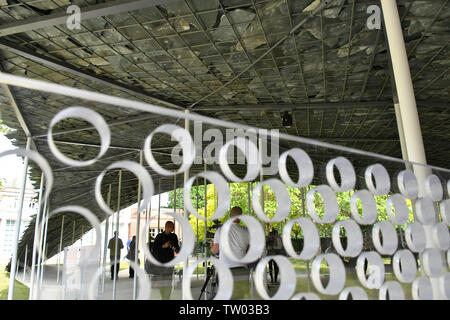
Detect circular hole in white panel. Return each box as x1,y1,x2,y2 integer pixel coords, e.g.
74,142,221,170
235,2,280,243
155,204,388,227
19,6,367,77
254,255,297,300
405,222,427,253
386,194,409,225
432,222,450,250
218,137,261,182
140,212,194,268
326,157,356,192
392,249,417,283
182,257,233,300
379,281,405,300
252,179,291,223
278,148,314,188
372,221,398,255
415,197,437,225
425,174,443,202
95,161,154,217
184,171,230,221
48,106,110,167
339,287,368,300
350,190,377,225
365,163,390,196
397,170,418,199
306,185,339,224
422,248,444,277
332,219,363,258
412,277,433,300
282,217,320,260
144,124,195,176
291,293,320,300
311,253,346,295
356,251,385,289
220,215,265,265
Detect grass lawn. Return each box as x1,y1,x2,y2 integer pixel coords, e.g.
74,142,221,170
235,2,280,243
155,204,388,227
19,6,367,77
0,267,29,300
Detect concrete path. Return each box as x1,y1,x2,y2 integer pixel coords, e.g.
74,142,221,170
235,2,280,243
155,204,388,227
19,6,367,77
14,263,217,300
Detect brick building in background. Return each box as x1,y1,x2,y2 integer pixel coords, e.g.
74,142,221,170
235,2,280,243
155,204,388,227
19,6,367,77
128,207,184,245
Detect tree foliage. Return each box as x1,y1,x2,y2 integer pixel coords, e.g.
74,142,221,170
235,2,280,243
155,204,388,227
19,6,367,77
167,181,414,242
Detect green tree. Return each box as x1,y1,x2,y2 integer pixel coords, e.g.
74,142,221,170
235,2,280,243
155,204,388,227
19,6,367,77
167,179,401,243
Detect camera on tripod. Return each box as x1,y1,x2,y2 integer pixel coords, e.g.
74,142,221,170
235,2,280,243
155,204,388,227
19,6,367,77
198,262,217,300
205,220,222,239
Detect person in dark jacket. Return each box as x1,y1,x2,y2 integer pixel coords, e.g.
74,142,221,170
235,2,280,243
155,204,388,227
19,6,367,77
151,221,180,299
126,235,140,278
108,231,124,280
153,221,180,263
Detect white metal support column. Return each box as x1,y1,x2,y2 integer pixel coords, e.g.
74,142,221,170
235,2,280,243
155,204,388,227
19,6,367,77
183,109,190,288
56,215,65,284
203,162,207,300
22,245,28,282
29,172,44,300
112,170,122,300
8,137,31,300
133,150,143,300
101,184,112,293
39,205,50,295
380,0,441,300
380,0,430,187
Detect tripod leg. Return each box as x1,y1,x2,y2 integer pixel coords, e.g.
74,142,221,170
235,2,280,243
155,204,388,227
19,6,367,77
198,271,212,300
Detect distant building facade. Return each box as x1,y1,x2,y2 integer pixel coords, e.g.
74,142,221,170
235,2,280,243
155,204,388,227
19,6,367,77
128,207,184,244
0,175,38,262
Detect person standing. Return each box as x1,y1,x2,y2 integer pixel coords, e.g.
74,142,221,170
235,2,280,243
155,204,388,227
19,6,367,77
210,206,251,299
151,221,180,299
126,235,139,278
108,231,124,280
266,229,282,284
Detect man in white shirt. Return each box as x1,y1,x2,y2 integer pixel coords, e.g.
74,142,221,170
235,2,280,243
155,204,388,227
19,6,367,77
210,206,250,299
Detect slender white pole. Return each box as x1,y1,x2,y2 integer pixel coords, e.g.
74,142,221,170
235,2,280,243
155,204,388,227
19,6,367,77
247,182,252,216
258,138,265,232
157,179,161,235
393,103,413,171
15,255,19,279
57,215,65,284
174,172,177,231
112,170,122,300
183,109,190,292
133,150,143,300
8,137,31,300
34,195,48,299
196,179,199,280
101,184,111,293
303,187,311,292
203,162,207,300
39,205,50,292
22,245,28,282
29,172,44,300
379,0,430,187
173,172,179,280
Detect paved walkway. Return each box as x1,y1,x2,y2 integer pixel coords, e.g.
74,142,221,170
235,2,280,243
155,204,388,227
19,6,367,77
14,263,290,300
14,263,217,300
